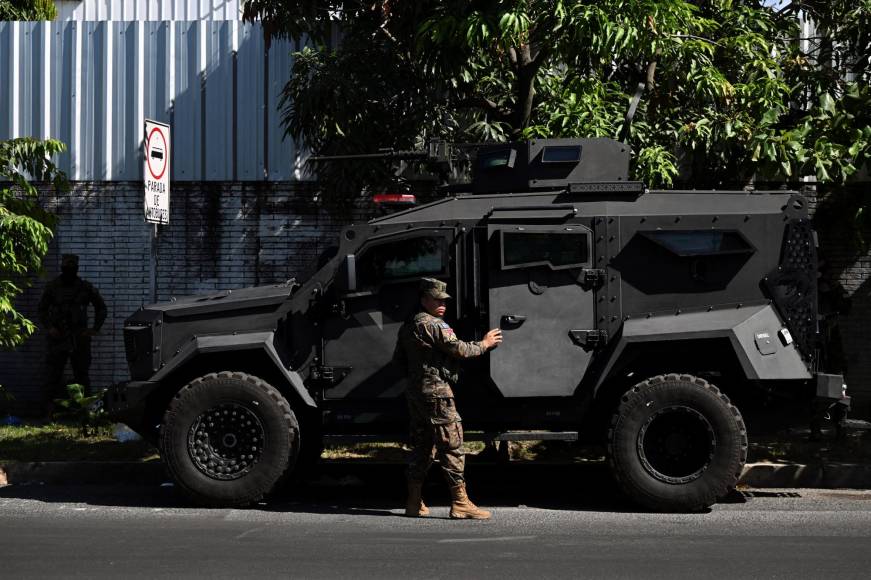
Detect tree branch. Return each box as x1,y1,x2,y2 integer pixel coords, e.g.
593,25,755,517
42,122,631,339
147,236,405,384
454,96,512,121
530,43,550,70
646,48,662,90
669,34,724,48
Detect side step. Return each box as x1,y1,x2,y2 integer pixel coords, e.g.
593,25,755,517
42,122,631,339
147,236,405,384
322,431,579,444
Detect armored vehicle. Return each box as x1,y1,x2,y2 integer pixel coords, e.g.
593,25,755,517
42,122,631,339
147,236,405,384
107,137,848,512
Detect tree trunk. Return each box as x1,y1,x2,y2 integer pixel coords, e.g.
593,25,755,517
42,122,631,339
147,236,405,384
514,44,536,138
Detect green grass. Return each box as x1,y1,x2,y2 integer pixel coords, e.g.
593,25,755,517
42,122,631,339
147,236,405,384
0,422,158,462
318,440,606,463
748,429,871,464
2,422,868,465
321,430,871,465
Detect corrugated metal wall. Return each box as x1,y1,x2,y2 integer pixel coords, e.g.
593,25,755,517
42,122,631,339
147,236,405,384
0,20,303,181
56,0,242,22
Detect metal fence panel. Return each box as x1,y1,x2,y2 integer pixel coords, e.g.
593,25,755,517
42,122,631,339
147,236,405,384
55,0,242,22
267,36,296,181
0,23,11,140
204,21,235,180
173,20,203,180
1,20,302,182
236,22,265,180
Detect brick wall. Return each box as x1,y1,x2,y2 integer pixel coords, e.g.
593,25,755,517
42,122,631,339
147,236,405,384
0,181,369,415
811,186,871,419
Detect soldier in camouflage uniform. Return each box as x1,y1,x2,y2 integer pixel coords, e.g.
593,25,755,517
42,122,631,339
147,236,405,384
393,278,502,519
38,254,107,409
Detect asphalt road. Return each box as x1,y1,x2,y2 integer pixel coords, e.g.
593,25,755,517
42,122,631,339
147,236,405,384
2,465,871,579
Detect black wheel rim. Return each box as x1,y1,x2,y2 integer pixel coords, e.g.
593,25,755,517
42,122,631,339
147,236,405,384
637,405,716,484
188,403,266,481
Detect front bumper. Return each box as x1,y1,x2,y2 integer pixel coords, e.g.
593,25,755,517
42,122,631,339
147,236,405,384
815,373,851,409
103,381,161,428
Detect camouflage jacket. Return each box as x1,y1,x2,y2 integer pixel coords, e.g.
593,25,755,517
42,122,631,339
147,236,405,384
393,311,486,399
37,276,107,340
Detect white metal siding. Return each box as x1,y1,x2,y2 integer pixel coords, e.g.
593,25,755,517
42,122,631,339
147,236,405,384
0,20,301,181
55,0,242,22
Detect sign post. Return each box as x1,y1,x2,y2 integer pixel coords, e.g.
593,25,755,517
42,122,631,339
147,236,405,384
144,120,171,303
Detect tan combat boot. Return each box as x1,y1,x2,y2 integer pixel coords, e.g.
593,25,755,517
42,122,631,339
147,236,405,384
449,483,491,520
405,481,430,517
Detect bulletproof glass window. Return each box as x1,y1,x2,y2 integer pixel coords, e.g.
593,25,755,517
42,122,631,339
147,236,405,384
357,236,448,287
541,145,582,163
641,230,755,257
478,148,517,170
501,231,590,270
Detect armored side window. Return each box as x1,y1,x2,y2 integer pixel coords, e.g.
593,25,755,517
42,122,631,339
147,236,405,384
501,230,590,270
540,145,581,163
357,235,448,287
478,147,517,170
640,230,755,257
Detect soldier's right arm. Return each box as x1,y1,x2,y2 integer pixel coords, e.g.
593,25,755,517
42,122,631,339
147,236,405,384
421,319,487,360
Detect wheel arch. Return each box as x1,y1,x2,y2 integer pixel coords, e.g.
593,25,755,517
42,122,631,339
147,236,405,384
592,304,811,400
139,332,317,441
582,337,746,444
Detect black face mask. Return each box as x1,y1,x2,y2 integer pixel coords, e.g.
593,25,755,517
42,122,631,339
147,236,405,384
61,266,78,281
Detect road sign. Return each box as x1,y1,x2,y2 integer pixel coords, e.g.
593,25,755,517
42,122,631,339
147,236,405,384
144,120,170,224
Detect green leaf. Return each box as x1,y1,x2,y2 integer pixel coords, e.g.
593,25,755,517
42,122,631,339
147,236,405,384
761,108,779,125
815,158,831,182
819,93,836,115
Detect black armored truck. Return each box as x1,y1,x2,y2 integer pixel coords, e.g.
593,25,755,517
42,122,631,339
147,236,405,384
107,137,849,512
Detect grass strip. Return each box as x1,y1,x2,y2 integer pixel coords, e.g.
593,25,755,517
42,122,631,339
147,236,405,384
0,422,158,463
2,423,868,465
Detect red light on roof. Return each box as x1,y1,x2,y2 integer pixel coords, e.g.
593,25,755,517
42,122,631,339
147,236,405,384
373,193,417,205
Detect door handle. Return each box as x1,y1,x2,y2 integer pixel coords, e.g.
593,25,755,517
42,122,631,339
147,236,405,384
501,314,527,327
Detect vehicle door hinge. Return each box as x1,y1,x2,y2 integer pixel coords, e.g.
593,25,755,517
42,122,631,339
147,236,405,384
311,365,352,386
568,329,608,350
581,269,606,289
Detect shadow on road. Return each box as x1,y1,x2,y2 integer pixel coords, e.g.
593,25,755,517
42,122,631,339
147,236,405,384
0,461,721,515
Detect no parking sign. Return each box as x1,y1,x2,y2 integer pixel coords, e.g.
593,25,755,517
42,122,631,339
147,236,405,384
144,119,170,224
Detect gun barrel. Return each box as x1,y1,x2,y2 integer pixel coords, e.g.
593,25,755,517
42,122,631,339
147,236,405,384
308,151,428,163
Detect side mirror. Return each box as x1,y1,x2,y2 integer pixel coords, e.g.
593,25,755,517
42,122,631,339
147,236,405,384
345,254,357,292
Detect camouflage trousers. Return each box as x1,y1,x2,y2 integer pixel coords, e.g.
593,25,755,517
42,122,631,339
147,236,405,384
44,336,92,399
406,395,465,487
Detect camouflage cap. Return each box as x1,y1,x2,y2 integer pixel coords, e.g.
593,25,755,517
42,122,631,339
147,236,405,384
420,277,451,300
61,254,79,267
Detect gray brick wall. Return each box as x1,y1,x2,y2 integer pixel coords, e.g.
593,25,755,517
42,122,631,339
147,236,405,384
815,225,871,416
0,181,370,415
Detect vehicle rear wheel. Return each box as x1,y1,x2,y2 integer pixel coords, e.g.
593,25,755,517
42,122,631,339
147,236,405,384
607,374,747,512
160,371,299,507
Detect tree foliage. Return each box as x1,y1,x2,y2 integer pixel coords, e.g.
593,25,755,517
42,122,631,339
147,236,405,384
0,0,57,20
0,138,68,349
243,1,871,202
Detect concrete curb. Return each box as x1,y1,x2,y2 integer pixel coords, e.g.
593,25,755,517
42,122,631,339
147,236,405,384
739,462,871,489
1,461,869,489
0,461,166,486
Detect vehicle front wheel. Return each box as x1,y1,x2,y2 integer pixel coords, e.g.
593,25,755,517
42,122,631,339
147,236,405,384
160,372,299,507
607,374,747,512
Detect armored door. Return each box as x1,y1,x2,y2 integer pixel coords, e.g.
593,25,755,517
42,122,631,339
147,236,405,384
321,228,458,404
486,223,596,397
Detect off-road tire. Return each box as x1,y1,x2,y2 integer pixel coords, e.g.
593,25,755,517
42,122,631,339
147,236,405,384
160,372,299,507
607,374,747,512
